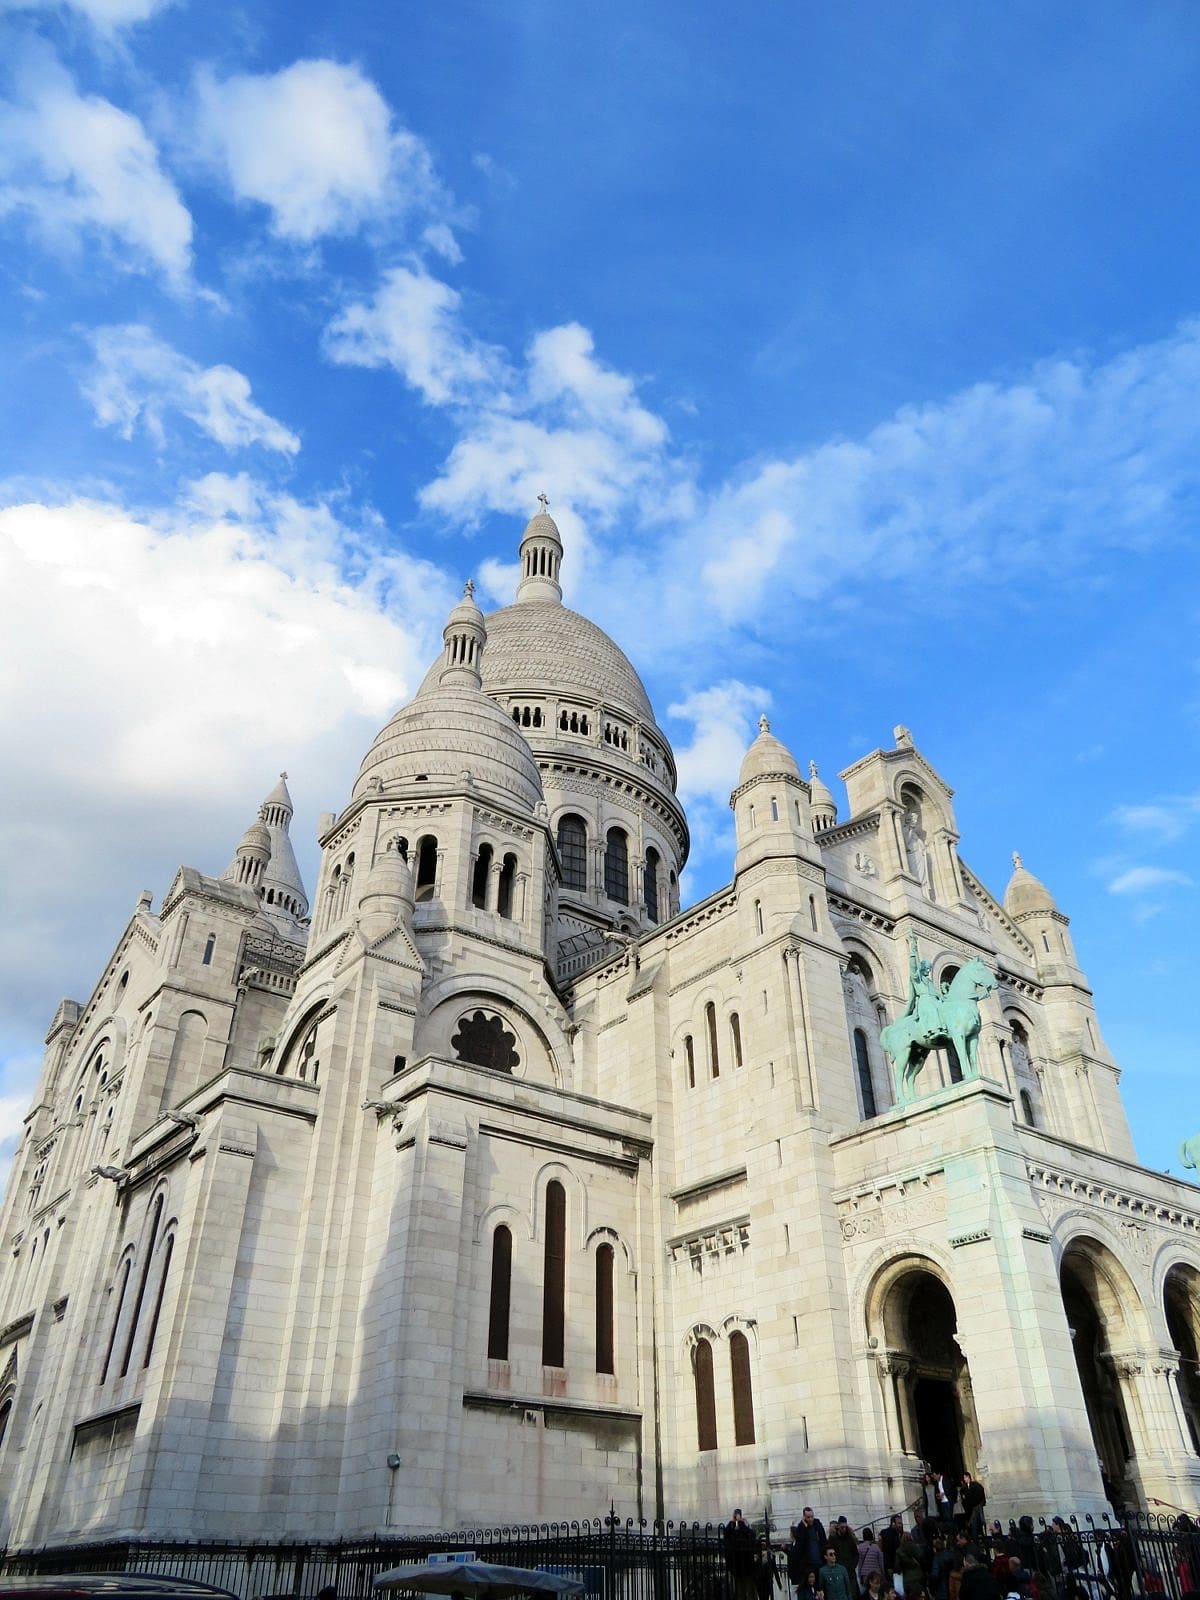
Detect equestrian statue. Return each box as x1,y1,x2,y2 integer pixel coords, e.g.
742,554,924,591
880,932,999,1104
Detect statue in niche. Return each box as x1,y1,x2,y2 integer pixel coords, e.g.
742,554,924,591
881,933,998,1103
901,807,929,889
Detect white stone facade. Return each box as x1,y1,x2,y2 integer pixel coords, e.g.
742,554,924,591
1,510,1199,1548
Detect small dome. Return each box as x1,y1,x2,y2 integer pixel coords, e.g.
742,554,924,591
808,760,837,815
737,714,802,788
353,684,544,812
1004,852,1059,917
446,579,484,631
239,820,271,854
522,509,562,547
364,842,414,900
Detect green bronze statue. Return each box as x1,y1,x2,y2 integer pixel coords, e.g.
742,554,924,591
881,932,999,1103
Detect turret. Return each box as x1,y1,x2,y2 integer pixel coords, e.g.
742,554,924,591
257,773,309,927
1004,852,1078,967
439,580,486,689
223,819,271,893
514,495,563,604
731,714,812,876
808,761,838,833
357,837,416,942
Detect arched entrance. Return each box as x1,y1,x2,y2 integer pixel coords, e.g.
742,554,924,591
1059,1239,1139,1491
872,1262,980,1476
1164,1264,1200,1455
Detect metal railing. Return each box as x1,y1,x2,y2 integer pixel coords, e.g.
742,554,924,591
3,1509,1200,1600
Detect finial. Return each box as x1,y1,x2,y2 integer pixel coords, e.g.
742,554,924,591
280,770,287,781
464,578,475,599
809,760,819,779
1012,850,1023,870
758,713,770,734
537,491,549,513
894,724,913,747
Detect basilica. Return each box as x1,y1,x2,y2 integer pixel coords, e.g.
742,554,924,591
1,505,1199,1549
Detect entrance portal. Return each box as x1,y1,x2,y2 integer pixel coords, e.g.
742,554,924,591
872,1263,979,1478
1059,1241,1138,1493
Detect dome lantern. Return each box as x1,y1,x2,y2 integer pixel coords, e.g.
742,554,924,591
515,494,564,605
439,580,486,689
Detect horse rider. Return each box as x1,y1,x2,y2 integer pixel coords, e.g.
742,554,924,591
903,931,942,1039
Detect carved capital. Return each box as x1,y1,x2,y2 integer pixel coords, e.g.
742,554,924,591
876,1350,911,1380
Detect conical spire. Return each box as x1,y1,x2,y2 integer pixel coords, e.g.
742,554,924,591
258,773,308,924
808,760,838,833
438,580,487,688
1004,851,1058,918
515,494,564,604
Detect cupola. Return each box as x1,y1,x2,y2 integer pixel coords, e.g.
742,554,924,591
808,761,838,833
439,580,486,689
515,494,563,605
224,819,271,893
731,714,812,874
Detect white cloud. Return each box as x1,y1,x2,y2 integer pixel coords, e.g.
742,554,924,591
0,484,457,1073
669,680,772,809
1108,866,1192,896
0,0,174,29
324,266,509,405
195,60,442,242
0,58,192,283
1111,793,1200,844
84,324,301,454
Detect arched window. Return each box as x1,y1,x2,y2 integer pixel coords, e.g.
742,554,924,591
487,1225,512,1361
854,1028,877,1119
731,1012,744,1069
1019,1089,1036,1128
939,966,963,1082
604,828,629,904
497,853,517,919
471,843,493,909
684,1035,695,1089
694,1337,717,1451
202,933,216,965
643,848,660,923
415,836,438,901
730,1329,756,1445
121,1192,164,1377
101,1256,132,1384
0,1397,11,1450
595,1243,615,1374
557,815,588,892
542,1180,566,1367
755,900,763,936
143,1233,174,1367
705,1001,720,1078
770,797,779,822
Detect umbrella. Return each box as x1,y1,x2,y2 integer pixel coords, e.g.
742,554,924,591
373,1564,585,1599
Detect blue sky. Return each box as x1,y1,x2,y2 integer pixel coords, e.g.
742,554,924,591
1,0,1197,1183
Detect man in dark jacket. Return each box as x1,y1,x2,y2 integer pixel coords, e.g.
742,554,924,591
960,1552,1001,1600
831,1518,861,1593
880,1514,904,1574
960,1474,987,1538
725,1509,760,1600
796,1508,828,1574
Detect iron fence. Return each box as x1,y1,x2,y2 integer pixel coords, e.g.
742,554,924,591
2,1510,1199,1600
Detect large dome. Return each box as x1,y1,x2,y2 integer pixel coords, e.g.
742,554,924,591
353,684,543,811
419,601,657,726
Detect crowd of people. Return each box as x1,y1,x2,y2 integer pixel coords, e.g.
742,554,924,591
720,1473,1164,1600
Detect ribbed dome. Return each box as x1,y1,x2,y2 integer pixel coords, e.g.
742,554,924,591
419,602,657,725
522,511,562,546
737,716,802,788
239,820,271,852
353,684,543,811
1004,853,1058,918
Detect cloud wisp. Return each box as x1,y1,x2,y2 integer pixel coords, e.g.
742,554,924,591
84,325,301,454
194,59,450,245
0,55,192,284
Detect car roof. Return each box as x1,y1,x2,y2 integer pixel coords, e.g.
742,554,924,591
0,1578,239,1599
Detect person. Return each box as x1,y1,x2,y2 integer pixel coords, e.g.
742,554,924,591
859,1531,887,1590
960,1474,987,1539
820,1547,857,1600
931,1536,957,1600
863,1575,887,1600
881,1516,905,1574
895,1534,927,1597
933,1471,957,1525
832,1519,862,1593
725,1508,760,1600
797,1509,830,1575
903,933,940,1037
960,1553,1001,1600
